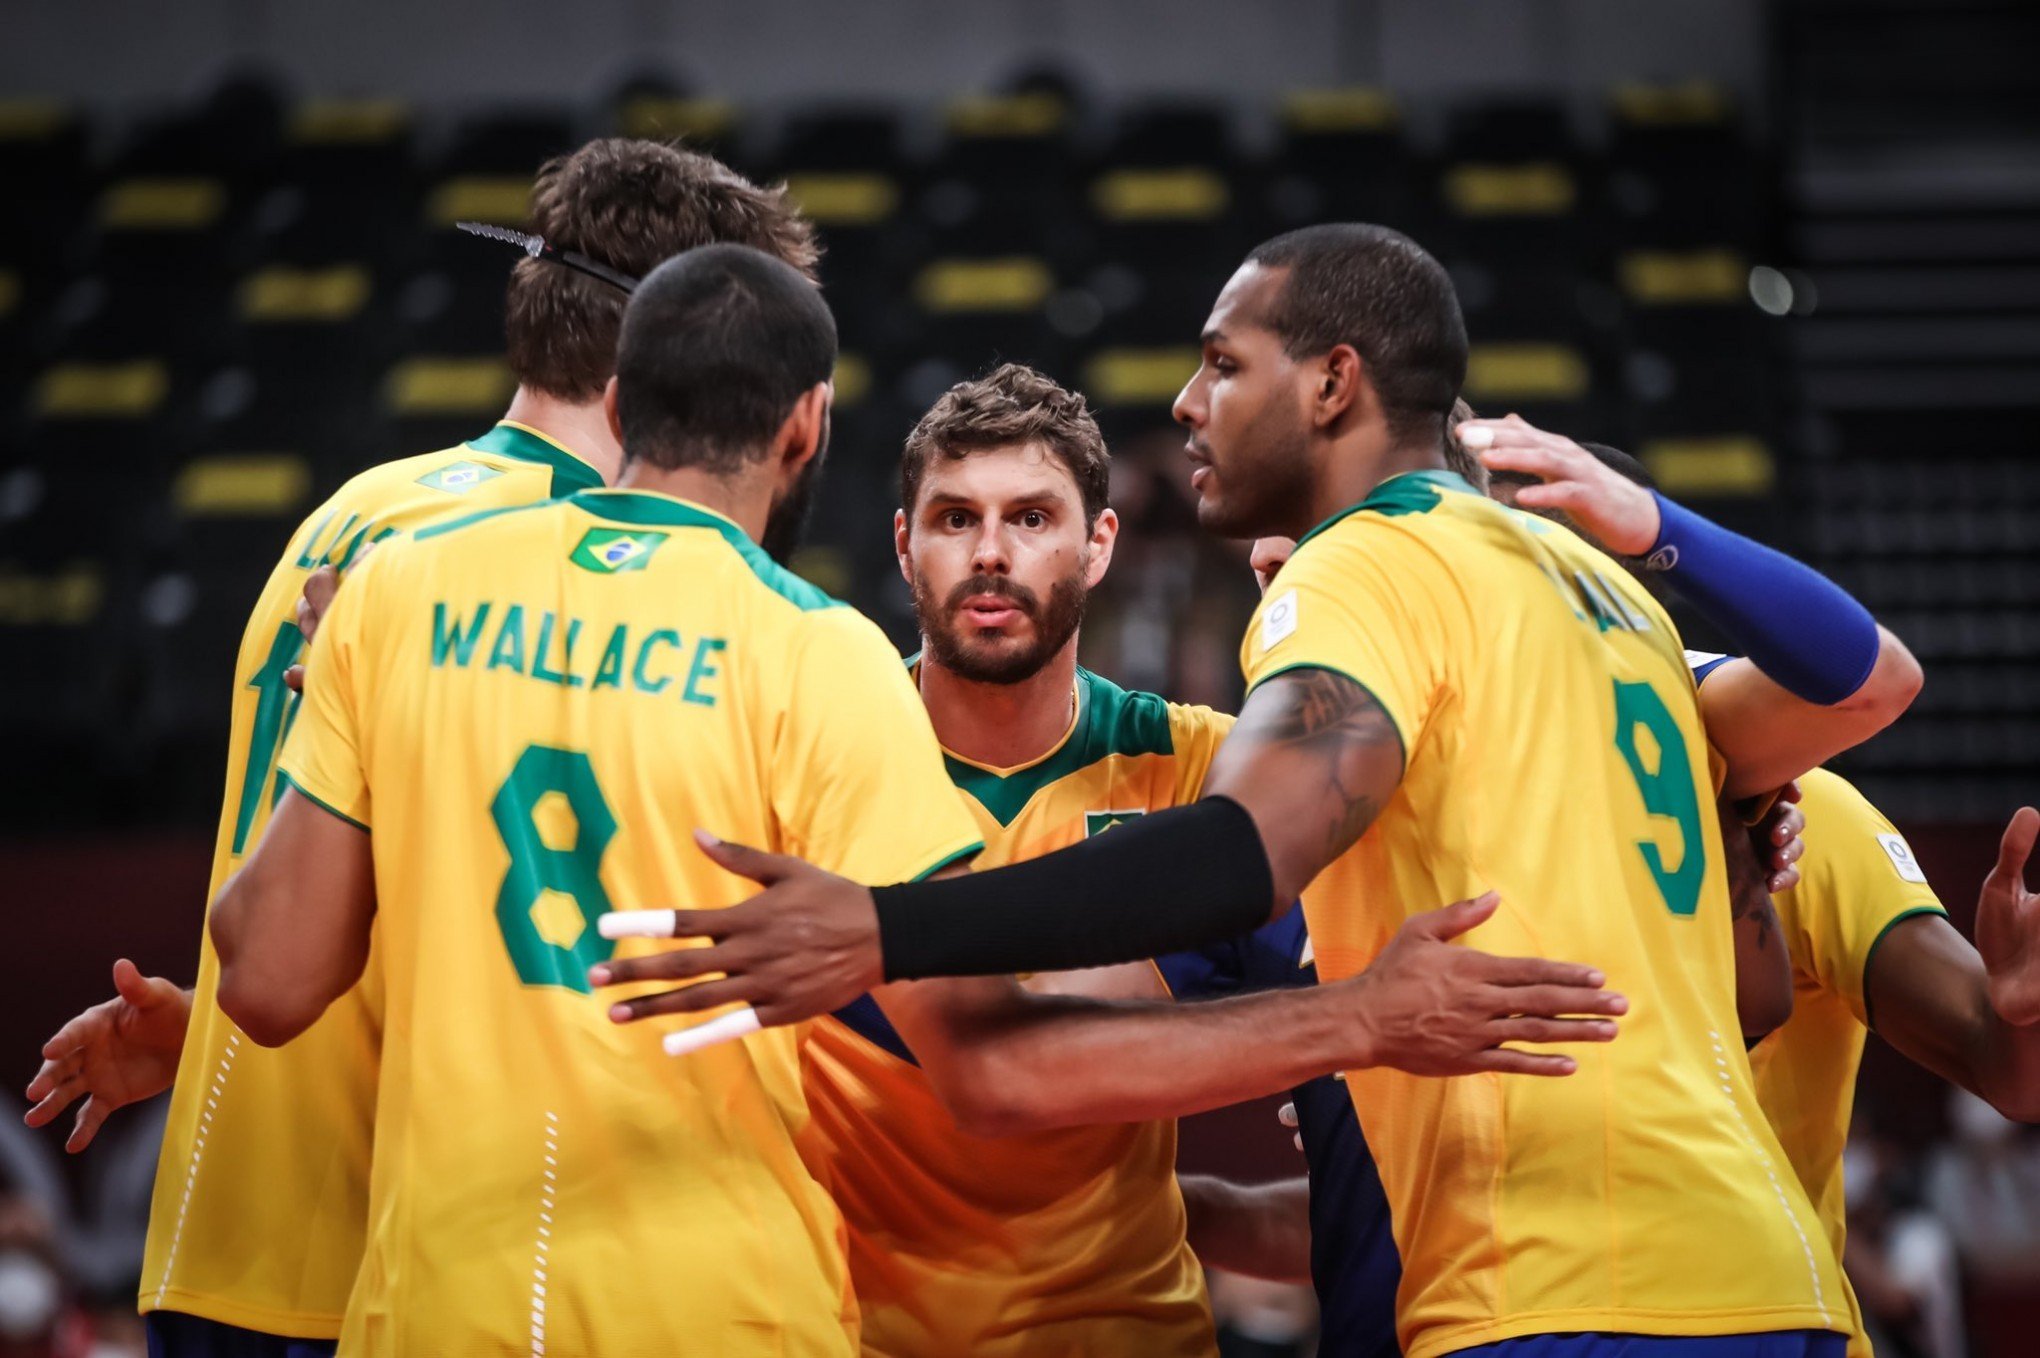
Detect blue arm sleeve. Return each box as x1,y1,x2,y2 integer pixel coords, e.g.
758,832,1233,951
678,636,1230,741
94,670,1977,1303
1647,492,1880,705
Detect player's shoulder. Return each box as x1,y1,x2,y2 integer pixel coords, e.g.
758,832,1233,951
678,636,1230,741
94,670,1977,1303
1285,468,1495,587
1300,468,1481,541
1070,667,1226,763
1793,767,1898,839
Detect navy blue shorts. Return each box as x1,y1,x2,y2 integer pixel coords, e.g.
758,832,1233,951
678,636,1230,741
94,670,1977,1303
145,1311,337,1358
1454,1333,1849,1358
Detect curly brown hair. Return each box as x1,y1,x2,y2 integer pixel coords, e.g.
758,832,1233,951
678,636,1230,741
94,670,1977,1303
900,363,1111,526
506,138,821,402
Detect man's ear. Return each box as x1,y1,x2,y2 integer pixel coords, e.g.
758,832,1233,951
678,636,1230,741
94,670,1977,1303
1315,343,1366,430
603,375,624,446
894,508,913,587
1084,507,1120,589
777,381,832,475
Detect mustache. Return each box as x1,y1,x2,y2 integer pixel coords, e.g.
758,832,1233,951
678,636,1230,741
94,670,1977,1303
944,574,1039,615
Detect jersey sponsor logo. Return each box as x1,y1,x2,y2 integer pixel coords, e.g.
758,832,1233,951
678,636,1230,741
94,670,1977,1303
416,460,505,494
570,528,669,574
1086,810,1143,837
1261,588,1299,651
1877,832,1929,883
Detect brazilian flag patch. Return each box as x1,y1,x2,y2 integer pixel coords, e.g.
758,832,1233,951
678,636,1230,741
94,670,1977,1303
416,459,504,494
571,527,668,574
1086,810,1143,837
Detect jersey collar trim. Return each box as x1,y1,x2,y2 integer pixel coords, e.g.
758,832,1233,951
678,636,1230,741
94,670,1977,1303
565,488,843,611
932,668,1176,827
1293,468,1476,549
465,421,604,496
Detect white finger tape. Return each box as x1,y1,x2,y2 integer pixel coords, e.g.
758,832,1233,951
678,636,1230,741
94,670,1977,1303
663,1008,763,1057
598,909,677,940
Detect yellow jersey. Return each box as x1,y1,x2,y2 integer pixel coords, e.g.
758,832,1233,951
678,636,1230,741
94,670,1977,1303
1241,470,1848,1358
276,486,983,1356
143,422,603,1336
800,666,1228,1358
1749,768,1946,1358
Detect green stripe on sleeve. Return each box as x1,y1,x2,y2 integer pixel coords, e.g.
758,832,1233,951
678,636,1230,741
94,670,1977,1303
1862,906,1948,1031
277,770,370,833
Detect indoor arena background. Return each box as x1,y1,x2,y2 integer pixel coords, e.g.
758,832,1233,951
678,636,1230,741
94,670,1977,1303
2,2,2034,1354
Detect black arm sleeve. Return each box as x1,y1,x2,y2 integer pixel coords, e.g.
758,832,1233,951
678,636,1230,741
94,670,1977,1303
872,795,1277,980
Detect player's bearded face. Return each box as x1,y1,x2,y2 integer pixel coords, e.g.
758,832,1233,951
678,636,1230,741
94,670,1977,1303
1176,264,1318,540
913,562,1087,686
1190,377,1313,540
760,410,830,565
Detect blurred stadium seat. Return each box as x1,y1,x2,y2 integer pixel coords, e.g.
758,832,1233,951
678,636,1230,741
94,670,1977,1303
2,67,2028,828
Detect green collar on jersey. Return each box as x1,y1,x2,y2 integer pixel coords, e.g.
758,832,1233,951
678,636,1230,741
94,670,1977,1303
466,421,604,497
930,666,1175,827
564,488,843,612
1294,468,1476,549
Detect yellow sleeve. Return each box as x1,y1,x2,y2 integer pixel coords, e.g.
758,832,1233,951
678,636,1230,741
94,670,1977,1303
771,610,983,885
1240,522,1450,758
1167,703,1236,804
275,542,396,831
1778,768,1947,1026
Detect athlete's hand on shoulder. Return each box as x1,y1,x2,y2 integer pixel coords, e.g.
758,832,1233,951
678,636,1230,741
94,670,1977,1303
24,959,191,1152
1978,806,2040,1026
1338,892,1626,1077
589,830,881,1030
283,563,341,693
1458,414,1661,555
1753,781,1806,894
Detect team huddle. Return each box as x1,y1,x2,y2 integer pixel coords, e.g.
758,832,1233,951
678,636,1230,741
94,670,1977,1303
22,138,2040,1358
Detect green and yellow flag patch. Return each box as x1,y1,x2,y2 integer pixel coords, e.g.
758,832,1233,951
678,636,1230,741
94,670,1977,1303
571,528,668,574
416,460,504,494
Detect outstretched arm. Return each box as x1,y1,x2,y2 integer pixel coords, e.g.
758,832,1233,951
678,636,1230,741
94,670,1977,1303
866,891,1620,1135
1463,416,1922,800
1867,808,2040,1122
587,665,1410,1022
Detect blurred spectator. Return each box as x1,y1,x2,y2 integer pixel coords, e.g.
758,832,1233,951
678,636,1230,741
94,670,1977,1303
1087,424,1258,708
1926,1090,2040,1289
1208,1269,1317,1358
1845,1127,1966,1358
0,1196,91,1358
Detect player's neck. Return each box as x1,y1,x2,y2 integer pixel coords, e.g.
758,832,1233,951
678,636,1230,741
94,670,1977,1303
610,461,774,542
917,640,1081,771
1299,428,1449,536
501,387,625,484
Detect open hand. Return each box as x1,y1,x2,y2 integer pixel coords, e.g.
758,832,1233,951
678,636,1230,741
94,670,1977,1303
589,831,884,1039
1978,806,2040,1026
1460,416,1661,555
24,960,190,1152
1339,892,1625,1077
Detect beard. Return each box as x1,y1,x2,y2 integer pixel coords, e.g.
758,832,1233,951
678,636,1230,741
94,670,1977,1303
760,442,826,566
913,567,1088,686
1193,391,1316,540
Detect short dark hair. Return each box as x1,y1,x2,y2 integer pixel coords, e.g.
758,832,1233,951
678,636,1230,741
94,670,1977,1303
1580,441,1656,490
506,138,821,403
614,244,837,473
1244,224,1469,444
1445,397,1487,490
901,363,1111,527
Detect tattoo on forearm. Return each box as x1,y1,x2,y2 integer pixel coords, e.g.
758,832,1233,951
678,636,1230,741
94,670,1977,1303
1248,669,1402,859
